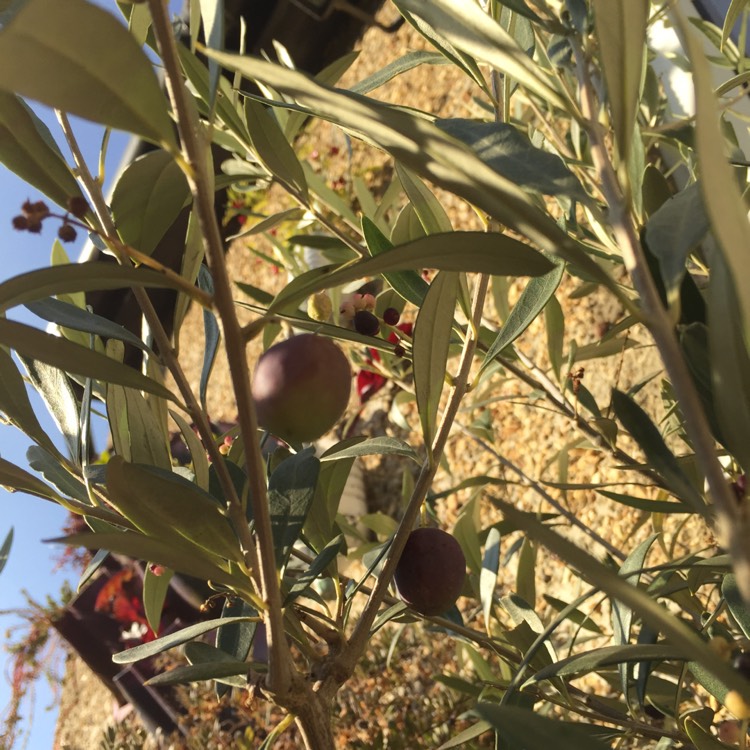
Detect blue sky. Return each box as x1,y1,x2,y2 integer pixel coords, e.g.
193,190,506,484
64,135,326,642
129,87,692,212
0,1,182,745
0,110,130,748
0,113,128,748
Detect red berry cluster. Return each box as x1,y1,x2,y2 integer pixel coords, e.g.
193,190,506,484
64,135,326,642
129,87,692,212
11,196,89,243
357,320,413,403
12,199,49,234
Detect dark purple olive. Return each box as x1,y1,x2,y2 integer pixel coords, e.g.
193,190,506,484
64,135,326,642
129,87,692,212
354,310,380,337
394,528,466,616
252,334,351,444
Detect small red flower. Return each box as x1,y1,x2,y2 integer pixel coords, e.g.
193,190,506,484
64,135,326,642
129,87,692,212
357,363,386,403
356,323,413,403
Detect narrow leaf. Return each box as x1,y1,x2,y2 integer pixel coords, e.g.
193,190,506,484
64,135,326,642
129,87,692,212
545,294,564,379
611,389,705,511
270,232,552,314
527,643,687,684
0,527,12,575
143,565,173,636
674,11,750,350
361,216,428,307
169,409,210,491
268,448,321,568
25,297,150,354
27,446,88,503
107,383,171,468
516,538,537,607
611,533,659,701
319,436,418,462
305,457,353,552
198,0,224,107
49,531,240,590
436,721,492,750
643,182,709,304
477,704,609,750
722,574,750,640
0,346,57,455
351,51,447,95
685,715,737,750
198,265,219,411
396,162,453,234
709,250,750,475
110,150,190,256
480,527,501,630
216,598,257,664
437,119,586,199
592,0,649,159
543,595,602,633
0,319,176,402
230,207,306,241
0,263,191,316
19,355,80,462
284,534,344,606
413,271,459,449
0,0,175,147
244,98,307,200
0,92,82,207
503,593,555,662
597,489,694,515
481,256,564,371
112,615,259,664
722,0,750,49
106,456,242,562
147,660,250,688
0,455,65,503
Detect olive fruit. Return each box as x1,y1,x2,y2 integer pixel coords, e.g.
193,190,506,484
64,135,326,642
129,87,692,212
353,310,380,336
252,334,351,444
394,527,466,616
382,307,400,326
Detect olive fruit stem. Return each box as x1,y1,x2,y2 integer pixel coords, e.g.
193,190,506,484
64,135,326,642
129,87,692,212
146,0,293,702
330,273,490,685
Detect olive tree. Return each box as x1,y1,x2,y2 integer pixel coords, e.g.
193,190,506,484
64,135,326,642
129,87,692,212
2,0,750,747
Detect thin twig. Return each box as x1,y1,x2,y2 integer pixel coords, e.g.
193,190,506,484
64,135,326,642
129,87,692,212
461,427,626,561
330,274,491,687
55,112,252,558
498,350,667,490
288,546,520,665
145,0,293,697
570,41,748,596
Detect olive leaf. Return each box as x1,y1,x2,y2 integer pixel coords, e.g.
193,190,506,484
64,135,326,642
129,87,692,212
0,92,82,207
0,0,175,148
106,456,242,563
413,271,459,450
